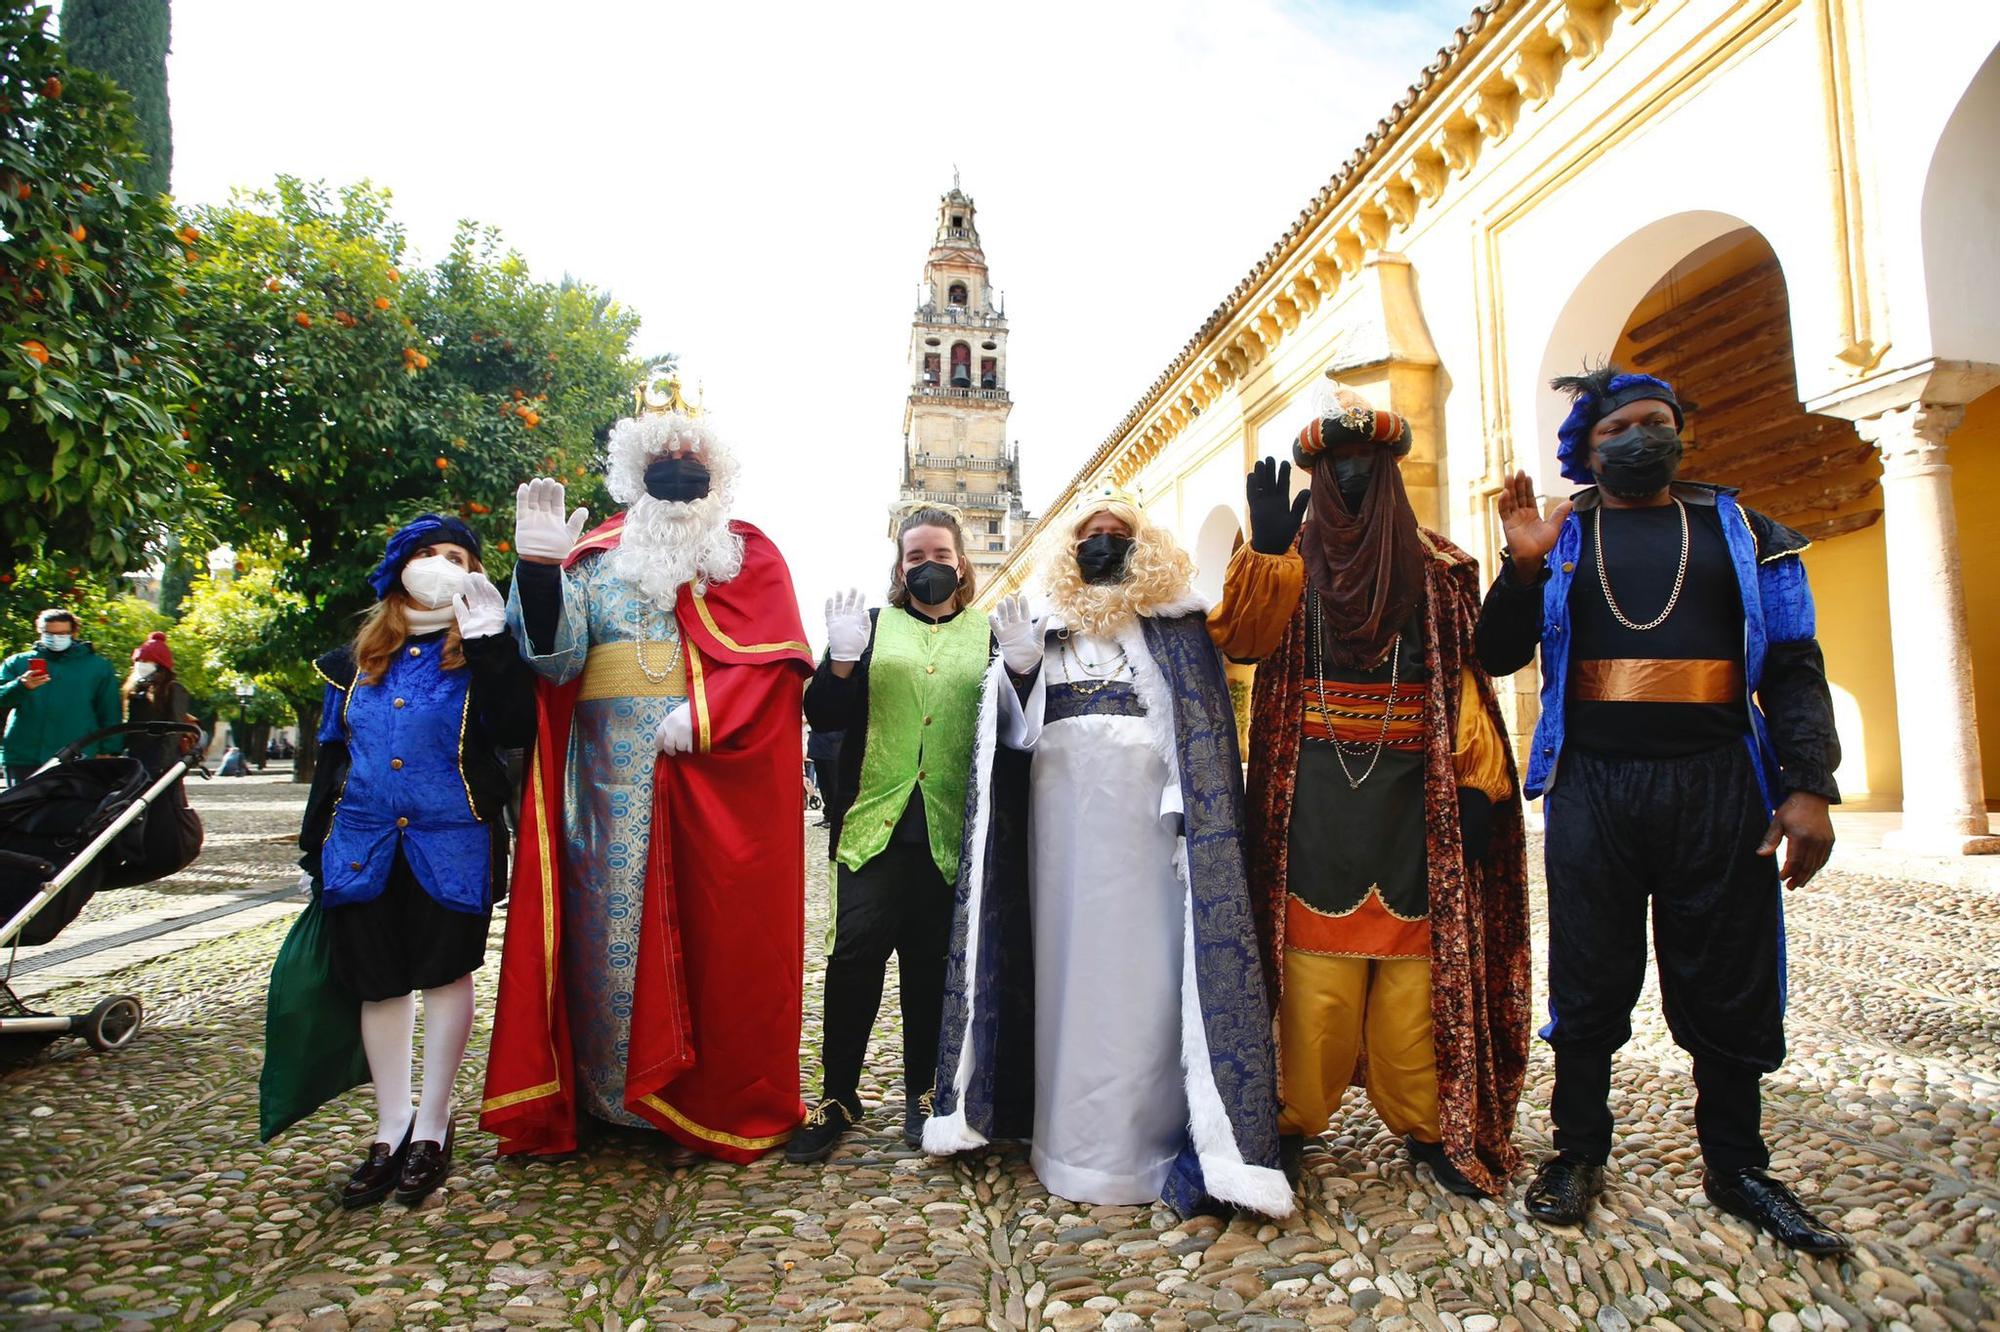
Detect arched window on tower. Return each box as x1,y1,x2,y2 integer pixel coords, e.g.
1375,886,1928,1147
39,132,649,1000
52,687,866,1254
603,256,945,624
923,352,940,387
950,342,971,389
947,282,967,308
980,357,997,390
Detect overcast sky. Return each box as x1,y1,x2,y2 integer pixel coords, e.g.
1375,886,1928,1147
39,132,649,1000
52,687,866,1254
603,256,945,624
157,0,1472,634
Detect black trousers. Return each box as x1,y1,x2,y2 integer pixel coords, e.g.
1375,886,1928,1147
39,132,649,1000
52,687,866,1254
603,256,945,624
819,838,955,1113
1544,743,1785,1174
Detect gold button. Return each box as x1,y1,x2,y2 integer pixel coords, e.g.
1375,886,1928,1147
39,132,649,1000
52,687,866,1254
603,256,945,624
930,625,939,634
918,769,927,780
1561,561,1575,573
923,715,933,726
409,647,421,657
393,697,406,708
390,758,403,770
882,818,892,827
350,861,362,871
397,817,410,828
926,665,936,675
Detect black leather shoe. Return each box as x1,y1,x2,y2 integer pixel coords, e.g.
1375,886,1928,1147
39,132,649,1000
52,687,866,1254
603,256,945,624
341,1121,412,1210
1704,1167,1851,1255
1525,1154,1604,1226
785,1099,859,1163
1407,1136,1487,1198
394,1122,454,1206
904,1089,935,1149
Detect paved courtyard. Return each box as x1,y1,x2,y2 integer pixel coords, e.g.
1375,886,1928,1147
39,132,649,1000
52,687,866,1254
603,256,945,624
0,772,1996,1332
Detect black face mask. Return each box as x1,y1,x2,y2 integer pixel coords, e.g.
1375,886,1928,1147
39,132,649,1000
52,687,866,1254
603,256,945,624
644,457,711,503
1331,455,1375,511
1593,423,1683,499
903,560,959,606
1075,533,1135,585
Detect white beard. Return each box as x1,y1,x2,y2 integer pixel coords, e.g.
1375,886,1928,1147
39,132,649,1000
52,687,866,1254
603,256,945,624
608,493,745,613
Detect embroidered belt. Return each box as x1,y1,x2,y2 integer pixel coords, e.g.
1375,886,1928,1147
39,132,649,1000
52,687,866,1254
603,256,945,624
1045,680,1146,723
1301,680,1426,750
1572,658,1742,704
578,640,687,701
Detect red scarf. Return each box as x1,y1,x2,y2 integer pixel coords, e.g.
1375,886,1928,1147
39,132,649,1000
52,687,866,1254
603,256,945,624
1300,458,1427,671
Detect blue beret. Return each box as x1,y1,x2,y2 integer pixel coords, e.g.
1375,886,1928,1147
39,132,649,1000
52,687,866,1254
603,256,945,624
368,513,483,600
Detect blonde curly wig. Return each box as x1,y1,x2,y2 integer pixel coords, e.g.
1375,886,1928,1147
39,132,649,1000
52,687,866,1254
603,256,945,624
1042,496,1198,637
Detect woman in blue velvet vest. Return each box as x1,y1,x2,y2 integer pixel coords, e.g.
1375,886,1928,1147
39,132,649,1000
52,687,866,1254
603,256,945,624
297,514,536,1208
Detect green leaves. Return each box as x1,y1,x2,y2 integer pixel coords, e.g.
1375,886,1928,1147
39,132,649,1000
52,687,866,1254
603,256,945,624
0,2,205,579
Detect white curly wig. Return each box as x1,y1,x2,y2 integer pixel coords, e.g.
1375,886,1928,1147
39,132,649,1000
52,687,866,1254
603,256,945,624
603,411,746,606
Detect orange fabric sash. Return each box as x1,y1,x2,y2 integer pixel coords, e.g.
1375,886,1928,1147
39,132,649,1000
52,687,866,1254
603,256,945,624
1572,658,1742,704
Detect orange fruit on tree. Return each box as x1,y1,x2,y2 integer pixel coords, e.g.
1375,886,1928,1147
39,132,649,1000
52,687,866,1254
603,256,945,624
21,339,49,363
498,540,511,553
295,311,312,327
374,296,391,310
266,278,280,291
186,461,202,475
41,76,61,98
68,224,84,242
436,457,449,470
522,411,540,428
178,225,200,244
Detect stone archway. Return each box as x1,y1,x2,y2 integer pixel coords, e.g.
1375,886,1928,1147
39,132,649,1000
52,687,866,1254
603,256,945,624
1192,503,1244,605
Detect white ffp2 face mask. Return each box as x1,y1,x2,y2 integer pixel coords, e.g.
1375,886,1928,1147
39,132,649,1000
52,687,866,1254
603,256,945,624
39,633,72,652
400,556,468,610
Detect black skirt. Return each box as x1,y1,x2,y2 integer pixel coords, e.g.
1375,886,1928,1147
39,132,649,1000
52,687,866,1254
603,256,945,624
325,847,491,1001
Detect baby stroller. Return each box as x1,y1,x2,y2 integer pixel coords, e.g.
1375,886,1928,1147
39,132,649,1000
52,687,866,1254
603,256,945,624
0,721,207,1053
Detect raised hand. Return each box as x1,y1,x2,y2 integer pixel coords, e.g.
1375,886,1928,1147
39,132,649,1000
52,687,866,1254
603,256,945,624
824,588,871,663
514,477,590,566
989,594,1042,674
452,572,508,641
1246,457,1311,555
1496,470,1573,579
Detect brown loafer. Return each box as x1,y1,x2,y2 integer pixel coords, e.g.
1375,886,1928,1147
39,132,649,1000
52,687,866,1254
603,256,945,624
341,1121,413,1209
394,1122,454,1206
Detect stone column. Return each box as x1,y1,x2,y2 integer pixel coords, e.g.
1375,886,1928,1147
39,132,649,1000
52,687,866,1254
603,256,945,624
1857,402,2000,854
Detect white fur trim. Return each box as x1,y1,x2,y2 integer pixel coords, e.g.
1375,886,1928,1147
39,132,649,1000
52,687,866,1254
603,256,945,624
1133,623,1294,1218
921,653,1009,1157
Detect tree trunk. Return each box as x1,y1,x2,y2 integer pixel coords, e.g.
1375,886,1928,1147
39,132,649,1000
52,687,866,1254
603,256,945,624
293,698,322,784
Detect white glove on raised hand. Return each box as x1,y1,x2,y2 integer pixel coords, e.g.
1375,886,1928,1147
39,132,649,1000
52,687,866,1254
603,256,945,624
824,588,871,663
514,477,589,565
453,572,508,640
990,594,1042,674
656,702,695,756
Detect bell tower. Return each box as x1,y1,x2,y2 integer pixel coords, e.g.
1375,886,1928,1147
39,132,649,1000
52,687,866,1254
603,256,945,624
894,181,1027,575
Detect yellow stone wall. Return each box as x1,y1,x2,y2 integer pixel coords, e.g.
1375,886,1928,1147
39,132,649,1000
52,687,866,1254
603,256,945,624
1949,385,2000,802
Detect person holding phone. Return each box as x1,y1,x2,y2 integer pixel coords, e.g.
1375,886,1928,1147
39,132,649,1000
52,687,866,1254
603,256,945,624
0,608,122,784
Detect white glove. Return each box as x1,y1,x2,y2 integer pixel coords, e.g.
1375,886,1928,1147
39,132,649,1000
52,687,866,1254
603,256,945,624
824,588,871,663
990,594,1042,674
514,477,589,564
453,572,507,640
656,703,695,756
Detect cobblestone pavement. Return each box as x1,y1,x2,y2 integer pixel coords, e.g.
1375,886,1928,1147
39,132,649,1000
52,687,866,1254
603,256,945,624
1,785,1996,1332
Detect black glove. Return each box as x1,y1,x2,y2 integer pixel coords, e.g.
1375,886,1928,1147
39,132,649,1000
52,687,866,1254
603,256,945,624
1457,787,1494,863
1246,457,1311,555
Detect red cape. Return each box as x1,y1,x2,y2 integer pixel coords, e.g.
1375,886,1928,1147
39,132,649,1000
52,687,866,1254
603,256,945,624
481,517,813,1161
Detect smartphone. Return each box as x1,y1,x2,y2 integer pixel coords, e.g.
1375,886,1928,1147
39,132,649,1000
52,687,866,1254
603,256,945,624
28,657,46,675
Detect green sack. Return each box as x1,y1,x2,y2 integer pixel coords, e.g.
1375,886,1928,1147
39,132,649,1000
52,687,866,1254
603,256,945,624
258,898,369,1141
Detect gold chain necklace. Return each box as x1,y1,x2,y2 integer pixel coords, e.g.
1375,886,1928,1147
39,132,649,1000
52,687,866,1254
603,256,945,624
1595,499,1689,632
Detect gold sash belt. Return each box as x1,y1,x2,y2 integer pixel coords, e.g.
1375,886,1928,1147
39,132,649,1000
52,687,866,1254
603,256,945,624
578,640,687,701
1573,658,1742,704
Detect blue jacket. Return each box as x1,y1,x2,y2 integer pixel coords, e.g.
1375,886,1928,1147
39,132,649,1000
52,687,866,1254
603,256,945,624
1474,483,1839,809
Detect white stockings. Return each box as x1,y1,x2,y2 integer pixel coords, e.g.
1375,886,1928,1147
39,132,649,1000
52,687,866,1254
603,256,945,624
358,975,476,1147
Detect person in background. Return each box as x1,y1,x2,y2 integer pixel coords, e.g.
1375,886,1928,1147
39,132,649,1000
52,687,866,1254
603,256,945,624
0,609,122,784
123,632,197,773
806,724,844,828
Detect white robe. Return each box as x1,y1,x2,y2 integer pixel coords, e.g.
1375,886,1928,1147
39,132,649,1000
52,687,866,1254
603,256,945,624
1019,620,1189,1204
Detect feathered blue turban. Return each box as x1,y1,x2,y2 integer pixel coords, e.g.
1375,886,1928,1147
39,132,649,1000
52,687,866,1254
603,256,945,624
367,513,483,600
1553,369,1685,484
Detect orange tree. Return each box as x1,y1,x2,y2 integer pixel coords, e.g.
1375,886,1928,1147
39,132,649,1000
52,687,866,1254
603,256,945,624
0,2,206,581
177,178,642,775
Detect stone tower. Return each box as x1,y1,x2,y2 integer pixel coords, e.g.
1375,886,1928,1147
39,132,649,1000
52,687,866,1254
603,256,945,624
894,183,1028,576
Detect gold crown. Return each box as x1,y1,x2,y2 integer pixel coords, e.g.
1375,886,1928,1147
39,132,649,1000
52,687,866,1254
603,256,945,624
1071,483,1141,515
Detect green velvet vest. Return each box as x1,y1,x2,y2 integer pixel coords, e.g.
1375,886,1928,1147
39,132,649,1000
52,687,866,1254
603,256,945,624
836,607,989,881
